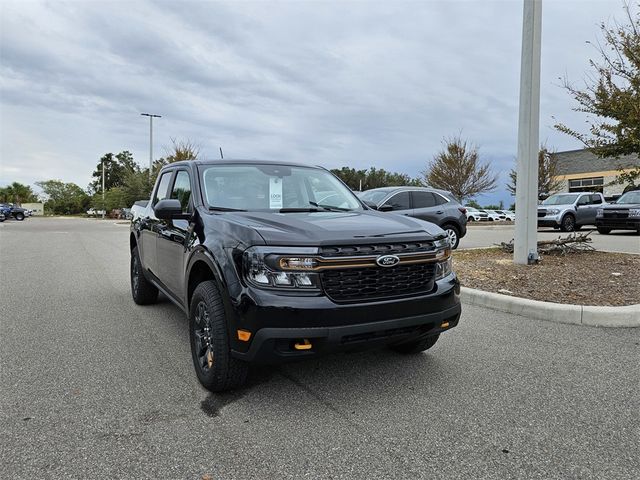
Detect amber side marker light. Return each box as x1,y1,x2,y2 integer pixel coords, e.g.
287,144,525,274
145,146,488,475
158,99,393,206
440,322,450,329
294,339,312,350
237,330,252,342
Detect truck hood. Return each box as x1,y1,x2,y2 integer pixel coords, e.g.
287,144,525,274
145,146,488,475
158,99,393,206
602,202,640,209
221,210,445,246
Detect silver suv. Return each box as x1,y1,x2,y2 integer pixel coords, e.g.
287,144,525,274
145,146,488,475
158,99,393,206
359,187,467,249
537,192,605,232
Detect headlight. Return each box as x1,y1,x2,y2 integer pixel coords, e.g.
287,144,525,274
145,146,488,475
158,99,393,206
547,208,560,215
629,209,640,217
435,256,453,280
596,208,604,217
433,235,450,250
243,246,321,290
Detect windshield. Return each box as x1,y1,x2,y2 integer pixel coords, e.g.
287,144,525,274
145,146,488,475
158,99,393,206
616,191,640,204
359,189,393,204
542,194,579,206
200,164,362,212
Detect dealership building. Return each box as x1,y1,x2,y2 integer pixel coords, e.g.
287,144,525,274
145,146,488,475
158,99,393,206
552,149,640,197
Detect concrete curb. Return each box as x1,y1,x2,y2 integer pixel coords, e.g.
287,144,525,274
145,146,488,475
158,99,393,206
460,287,640,328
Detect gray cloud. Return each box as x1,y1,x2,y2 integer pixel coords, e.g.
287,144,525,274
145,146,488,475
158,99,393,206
0,0,622,205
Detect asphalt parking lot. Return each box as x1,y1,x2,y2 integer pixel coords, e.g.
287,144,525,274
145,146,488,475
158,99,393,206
460,222,639,253
1,218,639,479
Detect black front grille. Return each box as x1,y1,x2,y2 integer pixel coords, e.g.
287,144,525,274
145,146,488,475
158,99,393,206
320,241,434,257
537,210,546,217
603,211,629,219
321,263,436,303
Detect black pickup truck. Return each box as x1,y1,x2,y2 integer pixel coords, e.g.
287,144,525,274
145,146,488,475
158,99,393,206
130,160,461,391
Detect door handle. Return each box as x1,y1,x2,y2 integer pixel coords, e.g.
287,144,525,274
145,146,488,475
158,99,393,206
435,210,444,214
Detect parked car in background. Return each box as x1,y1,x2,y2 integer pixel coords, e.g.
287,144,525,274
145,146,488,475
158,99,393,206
465,207,489,222
86,208,106,217
484,210,505,221
359,187,467,248
537,192,605,232
595,189,640,234
495,210,515,221
0,203,28,221
0,211,5,222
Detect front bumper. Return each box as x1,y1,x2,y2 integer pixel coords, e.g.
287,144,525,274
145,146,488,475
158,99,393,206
230,275,461,363
596,218,640,230
537,215,561,227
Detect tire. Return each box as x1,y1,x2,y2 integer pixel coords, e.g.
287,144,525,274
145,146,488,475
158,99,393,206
597,227,611,234
14,212,24,221
560,214,576,232
468,216,475,222
442,223,460,249
189,280,248,392
130,246,158,305
390,334,440,354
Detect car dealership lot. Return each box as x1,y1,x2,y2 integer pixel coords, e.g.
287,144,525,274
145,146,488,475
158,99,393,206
461,223,639,254
1,218,639,479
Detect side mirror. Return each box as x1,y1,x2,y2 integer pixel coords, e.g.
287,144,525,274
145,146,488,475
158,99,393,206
154,199,190,220
362,200,378,210
378,204,393,212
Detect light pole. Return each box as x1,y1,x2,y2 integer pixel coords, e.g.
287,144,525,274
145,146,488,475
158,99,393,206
514,0,542,265
141,113,162,181
101,157,105,219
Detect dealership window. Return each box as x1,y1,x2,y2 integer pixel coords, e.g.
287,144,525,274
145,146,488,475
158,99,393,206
568,177,604,193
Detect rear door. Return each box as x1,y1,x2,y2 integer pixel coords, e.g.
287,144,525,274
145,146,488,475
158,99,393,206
410,191,441,225
140,170,174,276
156,169,193,298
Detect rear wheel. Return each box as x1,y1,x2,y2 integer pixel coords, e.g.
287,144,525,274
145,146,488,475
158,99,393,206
442,224,460,249
189,281,248,392
597,227,611,234
14,212,24,221
390,334,440,354
560,214,576,232
130,246,158,305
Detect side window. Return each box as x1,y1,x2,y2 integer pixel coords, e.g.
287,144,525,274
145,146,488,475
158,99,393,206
170,171,192,213
590,194,602,204
577,195,590,206
386,192,411,211
412,191,436,208
433,193,449,206
153,172,173,206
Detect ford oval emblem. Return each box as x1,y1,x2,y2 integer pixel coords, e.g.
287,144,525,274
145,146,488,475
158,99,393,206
376,254,400,267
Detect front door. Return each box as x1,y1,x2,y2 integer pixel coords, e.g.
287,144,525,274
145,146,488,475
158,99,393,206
156,170,193,298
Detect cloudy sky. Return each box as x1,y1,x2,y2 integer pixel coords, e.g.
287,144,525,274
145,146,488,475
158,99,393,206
0,0,623,206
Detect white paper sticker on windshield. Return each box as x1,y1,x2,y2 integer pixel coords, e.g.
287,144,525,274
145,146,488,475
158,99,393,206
269,177,283,209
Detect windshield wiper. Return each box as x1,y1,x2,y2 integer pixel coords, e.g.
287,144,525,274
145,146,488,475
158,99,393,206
308,201,352,212
208,206,247,212
278,207,322,213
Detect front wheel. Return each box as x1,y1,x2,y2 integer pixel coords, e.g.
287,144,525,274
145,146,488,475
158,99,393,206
189,281,248,392
442,224,461,249
560,214,576,232
597,227,611,234
14,212,24,221
389,334,440,354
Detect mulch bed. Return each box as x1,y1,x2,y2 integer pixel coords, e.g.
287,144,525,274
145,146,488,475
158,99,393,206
453,248,640,307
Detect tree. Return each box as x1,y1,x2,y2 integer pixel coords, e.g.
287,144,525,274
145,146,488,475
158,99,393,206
36,180,90,214
331,167,422,191
507,146,564,197
90,151,138,193
421,135,497,203
554,3,640,181
0,182,38,204
466,199,481,209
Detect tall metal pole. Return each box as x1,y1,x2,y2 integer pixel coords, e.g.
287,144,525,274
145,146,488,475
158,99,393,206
141,113,162,181
514,0,542,265
101,157,105,220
